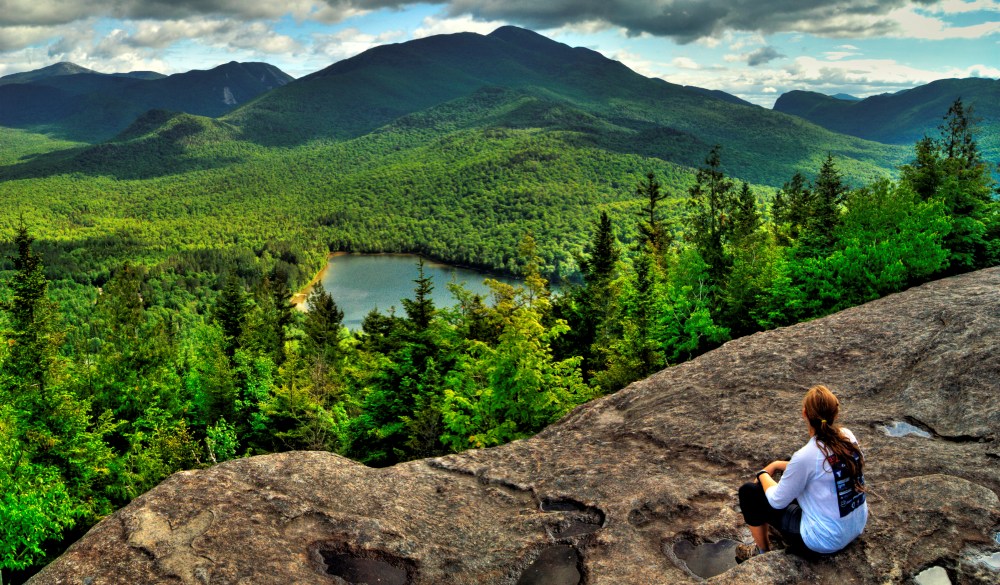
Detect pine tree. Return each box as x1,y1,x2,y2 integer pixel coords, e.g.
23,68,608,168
731,182,761,243
800,154,847,255
636,172,667,254
402,259,435,332
304,282,345,362
772,172,812,242
2,224,56,398
930,99,996,270
687,145,735,286
940,98,981,169
583,211,619,284
901,136,942,201
0,225,115,580
571,212,621,377
215,275,248,358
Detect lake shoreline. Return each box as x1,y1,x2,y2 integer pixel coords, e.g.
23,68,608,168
291,251,343,307
291,251,520,308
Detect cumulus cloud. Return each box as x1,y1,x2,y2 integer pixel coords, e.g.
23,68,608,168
313,27,404,59
443,0,960,42
671,56,700,70
7,1,998,44
0,0,355,27
746,46,784,66
413,14,507,38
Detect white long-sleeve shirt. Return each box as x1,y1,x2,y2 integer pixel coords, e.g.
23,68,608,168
765,428,868,554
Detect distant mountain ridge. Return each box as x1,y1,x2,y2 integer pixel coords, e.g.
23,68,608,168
773,78,1000,159
0,61,291,141
1,27,909,186
0,61,165,85
220,25,903,185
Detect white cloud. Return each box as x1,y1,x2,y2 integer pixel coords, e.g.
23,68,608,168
542,20,617,38
671,56,700,70
413,15,507,38
929,0,1000,14
888,5,1000,39
605,49,663,78
823,50,860,60
312,27,404,60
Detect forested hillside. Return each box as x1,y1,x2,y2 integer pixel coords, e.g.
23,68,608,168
0,61,291,142
773,78,1000,161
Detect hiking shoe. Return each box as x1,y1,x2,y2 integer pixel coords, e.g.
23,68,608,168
734,542,762,563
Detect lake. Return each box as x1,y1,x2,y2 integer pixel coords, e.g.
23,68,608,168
295,253,522,329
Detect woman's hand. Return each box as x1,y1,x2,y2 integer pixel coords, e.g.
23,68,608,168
764,460,789,476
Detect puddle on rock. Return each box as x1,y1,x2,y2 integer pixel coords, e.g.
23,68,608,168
540,497,605,538
319,549,413,585
880,421,932,438
913,566,951,585
673,539,739,579
540,499,587,513
970,551,1000,571
516,545,581,585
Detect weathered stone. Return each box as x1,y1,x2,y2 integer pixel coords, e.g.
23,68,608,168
29,268,1000,584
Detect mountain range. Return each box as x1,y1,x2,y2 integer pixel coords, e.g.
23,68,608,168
773,78,1000,160
0,61,292,141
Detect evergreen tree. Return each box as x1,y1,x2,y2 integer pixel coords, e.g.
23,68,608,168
558,212,621,378
940,98,980,168
772,172,812,243
687,145,735,288
401,259,435,332
901,136,942,201
927,98,996,270
0,226,115,580
215,275,248,358
583,212,620,283
303,282,345,362
516,233,550,309
800,154,847,255
2,224,54,396
731,182,761,243
636,172,667,254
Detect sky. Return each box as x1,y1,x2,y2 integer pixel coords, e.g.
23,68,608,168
0,0,998,106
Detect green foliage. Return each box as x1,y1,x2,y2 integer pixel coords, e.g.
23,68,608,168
442,279,591,451
0,405,77,578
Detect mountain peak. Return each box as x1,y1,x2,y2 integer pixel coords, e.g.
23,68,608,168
488,25,560,47
0,61,96,85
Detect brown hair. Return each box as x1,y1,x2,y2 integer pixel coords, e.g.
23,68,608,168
804,385,865,490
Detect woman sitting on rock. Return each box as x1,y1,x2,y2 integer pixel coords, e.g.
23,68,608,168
736,384,868,562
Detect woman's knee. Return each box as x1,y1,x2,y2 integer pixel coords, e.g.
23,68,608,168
738,481,761,502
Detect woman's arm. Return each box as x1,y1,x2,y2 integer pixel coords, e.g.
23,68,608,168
756,460,788,491
764,453,809,510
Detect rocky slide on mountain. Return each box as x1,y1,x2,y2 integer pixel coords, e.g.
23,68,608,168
29,267,1000,584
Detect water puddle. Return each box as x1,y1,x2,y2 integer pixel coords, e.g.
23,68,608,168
970,551,1000,570
516,545,581,585
913,566,951,585
673,539,739,579
540,497,605,538
880,421,932,438
319,549,414,585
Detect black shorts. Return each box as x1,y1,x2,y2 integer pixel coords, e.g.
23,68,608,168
738,481,818,557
